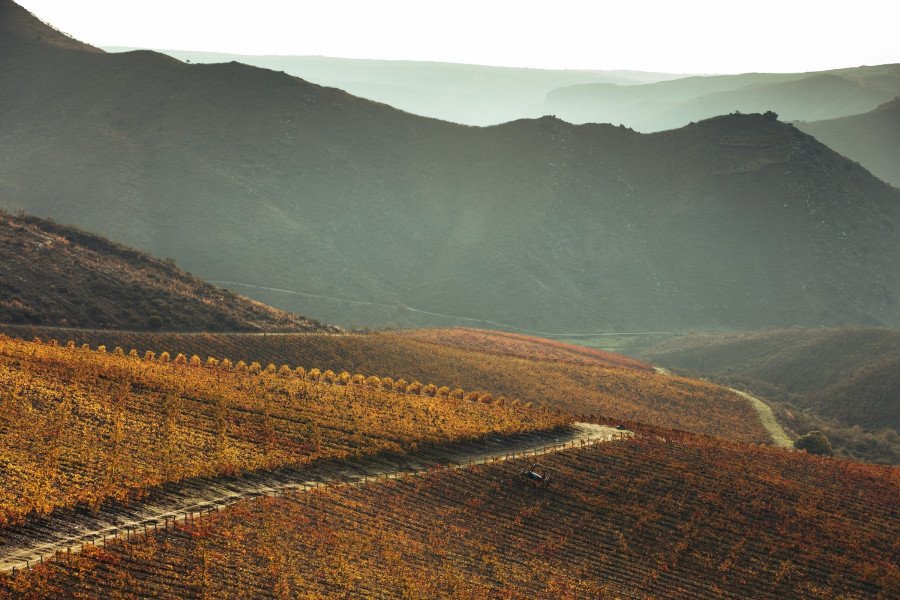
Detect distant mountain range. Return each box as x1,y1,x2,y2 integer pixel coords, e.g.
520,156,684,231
544,65,900,132
2,0,899,332
797,96,900,187
0,211,328,332
104,47,684,127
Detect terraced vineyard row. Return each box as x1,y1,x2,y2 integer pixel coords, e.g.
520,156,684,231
0,335,566,525
4,432,895,599
0,325,771,443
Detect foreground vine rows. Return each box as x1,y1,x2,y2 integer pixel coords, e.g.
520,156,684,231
3,431,895,599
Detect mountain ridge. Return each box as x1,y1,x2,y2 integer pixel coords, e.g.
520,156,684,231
2,0,899,332
797,95,900,187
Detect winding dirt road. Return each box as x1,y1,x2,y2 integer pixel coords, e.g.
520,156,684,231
0,423,628,573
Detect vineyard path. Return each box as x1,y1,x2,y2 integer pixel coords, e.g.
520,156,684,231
653,366,792,448
0,423,629,573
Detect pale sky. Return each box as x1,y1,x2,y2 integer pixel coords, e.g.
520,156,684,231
18,0,900,73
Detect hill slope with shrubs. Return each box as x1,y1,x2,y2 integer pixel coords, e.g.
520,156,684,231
0,325,771,444
2,1,899,332
4,429,896,599
0,211,328,332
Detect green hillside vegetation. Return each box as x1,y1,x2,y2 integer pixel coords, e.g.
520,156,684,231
2,1,898,333
0,211,328,332
798,96,900,187
636,328,900,464
544,64,900,132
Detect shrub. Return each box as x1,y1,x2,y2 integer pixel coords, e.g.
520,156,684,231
350,374,365,386
114,347,125,356
421,384,437,397
278,365,293,377
307,368,322,381
436,386,450,397
337,372,351,385
381,377,394,390
248,362,262,374
393,379,408,392
221,359,233,370
406,381,423,395
294,366,306,379
464,392,480,403
449,389,465,400
321,370,336,383
128,349,139,359
159,351,170,363
189,355,202,367
264,364,277,374
207,357,220,368
235,360,248,372
66,341,76,349
795,431,834,456
365,376,381,388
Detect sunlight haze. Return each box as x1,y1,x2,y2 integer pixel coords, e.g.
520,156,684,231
17,0,900,73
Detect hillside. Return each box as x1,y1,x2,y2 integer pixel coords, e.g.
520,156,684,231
106,48,683,126
638,328,900,429
2,1,900,332
0,325,772,444
0,211,327,332
544,64,900,132
636,328,900,464
4,431,896,598
0,335,564,525
798,96,900,187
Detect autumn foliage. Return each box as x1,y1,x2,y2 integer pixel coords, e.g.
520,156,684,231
3,432,896,599
0,325,771,443
0,335,566,525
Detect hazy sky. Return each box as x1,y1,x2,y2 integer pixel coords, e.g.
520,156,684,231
19,0,900,73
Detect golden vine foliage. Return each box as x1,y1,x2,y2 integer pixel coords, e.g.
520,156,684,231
4,432,897,599
0,335,566,525
0,325,772,442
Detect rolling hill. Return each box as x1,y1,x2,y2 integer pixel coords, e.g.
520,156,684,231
798,96,900,187
0,334,564,525
0,325,773,444
0,211,327,332
2,0,899,334
638,328,900,430
636,328,900,464
544,64,900,132
105,47,683,126
4,431,896,598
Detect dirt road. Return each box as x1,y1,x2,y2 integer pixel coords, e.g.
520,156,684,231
0,423,627,573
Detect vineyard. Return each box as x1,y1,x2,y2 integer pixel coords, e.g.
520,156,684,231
0,325,772,444
0,335,566,525
2,431,896,599
399,327,654,370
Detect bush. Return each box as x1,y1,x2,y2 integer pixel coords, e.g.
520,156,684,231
794,431,834,456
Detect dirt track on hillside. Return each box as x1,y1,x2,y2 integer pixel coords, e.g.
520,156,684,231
0,423,628,573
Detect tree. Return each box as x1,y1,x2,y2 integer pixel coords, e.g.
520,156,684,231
763,110,779,120
794,431,833,456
